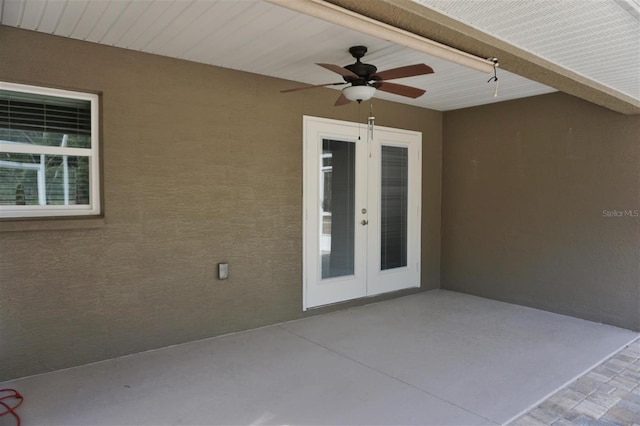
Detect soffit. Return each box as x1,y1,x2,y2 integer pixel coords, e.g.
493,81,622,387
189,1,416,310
0,0,555,111
414,0,640,103
327,0,640,114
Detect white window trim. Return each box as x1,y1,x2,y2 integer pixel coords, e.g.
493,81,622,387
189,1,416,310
0,81,100,219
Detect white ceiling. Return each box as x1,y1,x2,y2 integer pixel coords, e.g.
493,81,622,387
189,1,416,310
1,0,635,111
414,0,640,102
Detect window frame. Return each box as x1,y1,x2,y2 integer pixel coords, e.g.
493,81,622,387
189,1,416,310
0,82,100,219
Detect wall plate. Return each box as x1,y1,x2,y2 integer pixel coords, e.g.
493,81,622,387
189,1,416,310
218,263,229,280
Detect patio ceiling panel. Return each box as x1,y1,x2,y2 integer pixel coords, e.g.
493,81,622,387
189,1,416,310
4,0,638,111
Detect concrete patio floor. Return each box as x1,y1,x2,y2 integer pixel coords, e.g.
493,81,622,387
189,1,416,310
1,290,637,425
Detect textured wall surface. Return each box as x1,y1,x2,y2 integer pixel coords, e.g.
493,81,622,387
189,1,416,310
0,26,442,381
442,92,640,331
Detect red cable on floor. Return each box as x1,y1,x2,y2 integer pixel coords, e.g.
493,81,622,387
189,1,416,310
0,389,22,426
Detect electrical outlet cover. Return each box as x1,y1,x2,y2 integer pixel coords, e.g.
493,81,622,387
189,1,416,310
218,263,229,280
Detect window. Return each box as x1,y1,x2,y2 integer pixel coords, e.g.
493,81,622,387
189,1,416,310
0,82,100,218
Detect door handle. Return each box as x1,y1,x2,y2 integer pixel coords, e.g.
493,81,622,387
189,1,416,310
361,220,368,225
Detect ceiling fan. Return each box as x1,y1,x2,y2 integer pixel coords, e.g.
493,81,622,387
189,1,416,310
281,46,434,106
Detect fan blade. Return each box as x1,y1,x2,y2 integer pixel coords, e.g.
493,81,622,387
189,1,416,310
317,63,359,78
376,82,426,99
281,82,345,93
334,93,351,106
372,64,434,81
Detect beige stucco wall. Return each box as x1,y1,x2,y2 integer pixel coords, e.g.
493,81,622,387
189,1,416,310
441,92,640,331
0,26,443,381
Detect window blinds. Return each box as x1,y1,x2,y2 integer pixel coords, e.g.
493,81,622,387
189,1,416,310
0,90,91,136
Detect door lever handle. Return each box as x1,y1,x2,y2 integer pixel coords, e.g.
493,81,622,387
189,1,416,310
361,220,368,225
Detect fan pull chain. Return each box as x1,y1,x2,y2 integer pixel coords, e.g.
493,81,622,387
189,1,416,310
368,101,375,140
487,58,499,97
357,101,362,141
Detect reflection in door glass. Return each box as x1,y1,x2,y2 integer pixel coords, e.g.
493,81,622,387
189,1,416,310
321,139,355,279
381,146,408,270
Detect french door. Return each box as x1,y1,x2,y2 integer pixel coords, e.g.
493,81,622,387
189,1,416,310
303,116,421,310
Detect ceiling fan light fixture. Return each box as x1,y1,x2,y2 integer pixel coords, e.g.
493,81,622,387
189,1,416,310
342,85,376,102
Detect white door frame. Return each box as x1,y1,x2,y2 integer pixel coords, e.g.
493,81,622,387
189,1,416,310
303,115,421,310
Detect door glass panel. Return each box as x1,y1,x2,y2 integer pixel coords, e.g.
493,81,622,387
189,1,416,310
321,139,355,279
380,145,408,270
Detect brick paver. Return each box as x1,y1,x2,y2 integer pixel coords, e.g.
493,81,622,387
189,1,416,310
510,338,640,426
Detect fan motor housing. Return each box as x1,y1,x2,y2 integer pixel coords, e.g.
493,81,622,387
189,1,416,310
344,62,377,81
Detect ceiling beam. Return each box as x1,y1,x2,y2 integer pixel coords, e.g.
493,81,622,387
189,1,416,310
325,0,640,115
